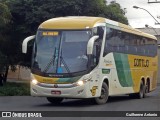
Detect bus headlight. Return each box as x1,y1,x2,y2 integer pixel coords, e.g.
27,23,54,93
73,75,92,86
77,80,84,86
32,79,38,85
76,79,90,86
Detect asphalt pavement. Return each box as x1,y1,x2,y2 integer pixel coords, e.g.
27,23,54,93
0,85,159,120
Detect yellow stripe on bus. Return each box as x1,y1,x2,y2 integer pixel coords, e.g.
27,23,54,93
33,74,59,84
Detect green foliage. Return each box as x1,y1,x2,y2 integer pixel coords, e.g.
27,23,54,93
0,2,12,75
7,0,107,34
7,0,128,34
0,82,30,96
0,2,11,27
104,3,128,24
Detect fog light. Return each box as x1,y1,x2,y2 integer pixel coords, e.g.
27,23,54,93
77,80,84,86
32,79,38,85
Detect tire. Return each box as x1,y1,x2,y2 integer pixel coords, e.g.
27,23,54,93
94,82,109,105
135,81,146,99
145,81,150,93
47,97,63,104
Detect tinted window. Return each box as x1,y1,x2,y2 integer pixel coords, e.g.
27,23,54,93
103,27,157,57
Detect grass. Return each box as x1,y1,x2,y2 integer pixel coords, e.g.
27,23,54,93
0,82,30,96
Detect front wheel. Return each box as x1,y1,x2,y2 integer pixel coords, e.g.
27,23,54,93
47,97,63,104
94,82,109,105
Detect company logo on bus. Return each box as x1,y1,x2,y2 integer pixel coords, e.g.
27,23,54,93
134,59,149,67
54,84,58,88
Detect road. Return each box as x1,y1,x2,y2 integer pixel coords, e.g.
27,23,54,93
0,85,160,120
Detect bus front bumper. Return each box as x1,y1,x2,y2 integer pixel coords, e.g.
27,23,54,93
30,82,90,98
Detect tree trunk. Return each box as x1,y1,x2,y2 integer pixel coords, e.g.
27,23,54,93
0,74,3,86
3,65,9,83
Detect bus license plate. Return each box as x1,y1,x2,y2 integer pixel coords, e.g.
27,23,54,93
51,90,61,95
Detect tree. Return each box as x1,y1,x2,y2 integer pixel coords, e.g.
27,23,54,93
0,2,11,27
0,2,17,82
0,51,7,73
7,0,107,34
99,2,128,24
0,2,11,80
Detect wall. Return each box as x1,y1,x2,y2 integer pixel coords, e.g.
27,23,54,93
7,66,30,81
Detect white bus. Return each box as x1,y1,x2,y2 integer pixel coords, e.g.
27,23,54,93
22,17,158,104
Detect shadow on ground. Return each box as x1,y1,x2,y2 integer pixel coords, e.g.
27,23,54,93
34,95,153,108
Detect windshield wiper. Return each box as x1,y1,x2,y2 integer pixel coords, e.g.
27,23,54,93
43,48,56,73
59,50,71,74
60,56,71,73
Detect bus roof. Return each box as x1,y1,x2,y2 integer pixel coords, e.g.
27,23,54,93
39,16,105,30
39,16,157,40
118,22,157,40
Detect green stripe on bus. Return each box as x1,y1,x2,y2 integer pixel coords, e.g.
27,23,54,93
114,53,133,87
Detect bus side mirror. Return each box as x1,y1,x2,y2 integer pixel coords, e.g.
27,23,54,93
87,36,99,55
22,35,35,53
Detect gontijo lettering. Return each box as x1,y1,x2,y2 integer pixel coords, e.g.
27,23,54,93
134,59,149,67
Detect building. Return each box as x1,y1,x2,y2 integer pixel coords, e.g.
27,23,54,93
7,66,30,81
138,28,160,44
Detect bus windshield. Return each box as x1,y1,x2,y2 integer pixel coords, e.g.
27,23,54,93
32,30,92,75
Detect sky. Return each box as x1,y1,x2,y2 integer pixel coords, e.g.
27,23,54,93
107,0,160,28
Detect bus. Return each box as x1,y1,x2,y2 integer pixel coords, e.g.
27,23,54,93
22,17,158,105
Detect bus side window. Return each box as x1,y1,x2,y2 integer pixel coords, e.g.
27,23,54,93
103,28,114,56
129,34,134,54
124,33,130,54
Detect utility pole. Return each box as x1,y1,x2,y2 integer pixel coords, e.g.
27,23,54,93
145,24,158,36
133,6,160,25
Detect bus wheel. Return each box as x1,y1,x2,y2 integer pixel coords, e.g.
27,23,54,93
94,82,109,105
47,97,63,104
145,81,150,93
136,81,145,99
